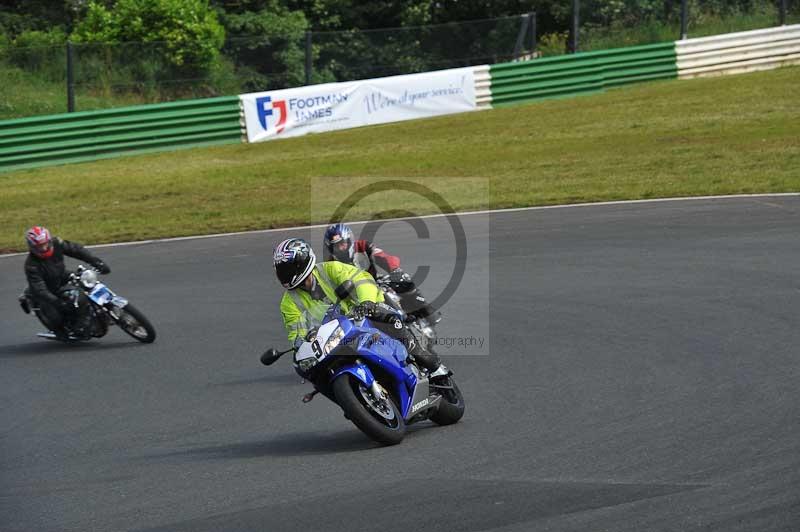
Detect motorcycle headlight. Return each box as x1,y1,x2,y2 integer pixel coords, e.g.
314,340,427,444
323,326,345,355
297,356,318,372
80,269,98,289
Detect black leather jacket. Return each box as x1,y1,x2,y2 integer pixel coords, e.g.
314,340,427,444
24,238,103,306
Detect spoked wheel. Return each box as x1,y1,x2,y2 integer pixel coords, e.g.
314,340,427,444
430,376,465,426
111,304,156,343
332,374,406,445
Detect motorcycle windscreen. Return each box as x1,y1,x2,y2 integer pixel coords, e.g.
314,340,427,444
289,302,330,342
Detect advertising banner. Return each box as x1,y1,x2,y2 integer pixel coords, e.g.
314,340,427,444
240,67,477,143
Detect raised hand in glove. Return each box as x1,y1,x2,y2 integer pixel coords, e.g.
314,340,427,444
94,260,111,274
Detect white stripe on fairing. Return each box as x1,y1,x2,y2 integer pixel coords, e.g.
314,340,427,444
1,193,799,258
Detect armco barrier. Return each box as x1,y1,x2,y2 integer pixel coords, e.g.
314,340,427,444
677,24,800,78
487,42,678,107
474,65,492,109
0,96,243,172
2,26,797,172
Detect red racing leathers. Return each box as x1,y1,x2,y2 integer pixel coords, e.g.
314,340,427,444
351,239,401,277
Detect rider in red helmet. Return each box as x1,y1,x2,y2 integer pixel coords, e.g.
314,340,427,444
21,226,111,339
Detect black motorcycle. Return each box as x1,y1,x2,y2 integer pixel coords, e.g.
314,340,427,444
19,264,156,343
375,272,440,351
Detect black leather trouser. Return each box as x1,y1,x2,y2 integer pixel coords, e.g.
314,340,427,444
30,286,91,334
35,297,65,331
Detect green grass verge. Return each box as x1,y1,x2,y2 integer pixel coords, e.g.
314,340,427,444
582,9,782,51
0,62,148,119
1,66,798,253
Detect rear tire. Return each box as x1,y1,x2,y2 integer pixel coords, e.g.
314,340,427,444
332,374,405,445
430,376,465,426
113,304,156,343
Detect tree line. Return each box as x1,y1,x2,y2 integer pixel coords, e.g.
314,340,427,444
0,0,789,97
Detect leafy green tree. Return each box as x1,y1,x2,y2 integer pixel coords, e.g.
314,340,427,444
0,1,82,37
216,0,308,90
4,29,68,81
72,0,225,72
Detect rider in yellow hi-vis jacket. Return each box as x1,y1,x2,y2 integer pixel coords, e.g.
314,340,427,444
273,237,442,372
280,259,382,345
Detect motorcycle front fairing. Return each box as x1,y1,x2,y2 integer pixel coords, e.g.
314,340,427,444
297,305,435,421
328,314,431,420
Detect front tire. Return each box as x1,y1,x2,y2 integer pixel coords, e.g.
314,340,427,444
112,304,156,343
430,376,465,426
332,374,405,445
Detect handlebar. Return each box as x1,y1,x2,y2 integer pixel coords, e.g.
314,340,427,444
69,264,100,280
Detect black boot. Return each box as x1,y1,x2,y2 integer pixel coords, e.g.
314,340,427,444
71,308,94,340
417,305,442,325
413,347,442,373
397,288,441,324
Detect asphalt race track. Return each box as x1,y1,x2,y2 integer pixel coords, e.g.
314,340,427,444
1,196,799,532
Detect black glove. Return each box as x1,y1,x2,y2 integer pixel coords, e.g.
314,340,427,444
355,301,403,328
388,268,414,291
353,301,377,319
94,260,110,274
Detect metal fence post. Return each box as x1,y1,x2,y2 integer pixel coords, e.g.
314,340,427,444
570,0,580,53
779,0,787,25
680,0,688,39
530,11,537,54
512,14,528,60
304,31,312,85
66,41,75,113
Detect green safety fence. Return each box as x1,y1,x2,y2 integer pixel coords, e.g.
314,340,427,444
0,42,683,172
488,42,678,106
0,96,243,172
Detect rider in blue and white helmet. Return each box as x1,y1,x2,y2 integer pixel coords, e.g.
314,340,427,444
323,223,355,263
323,223,441,324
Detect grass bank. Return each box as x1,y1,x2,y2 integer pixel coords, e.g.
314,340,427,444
1,66,798,253
581,9,788,51
0,63,148,119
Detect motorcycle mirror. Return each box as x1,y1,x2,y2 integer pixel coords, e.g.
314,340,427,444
260,348,282,366
335,280,355,301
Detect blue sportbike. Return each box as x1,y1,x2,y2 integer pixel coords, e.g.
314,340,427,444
261,281,464,445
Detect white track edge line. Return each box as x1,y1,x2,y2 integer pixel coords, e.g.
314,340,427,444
2,193,798,258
